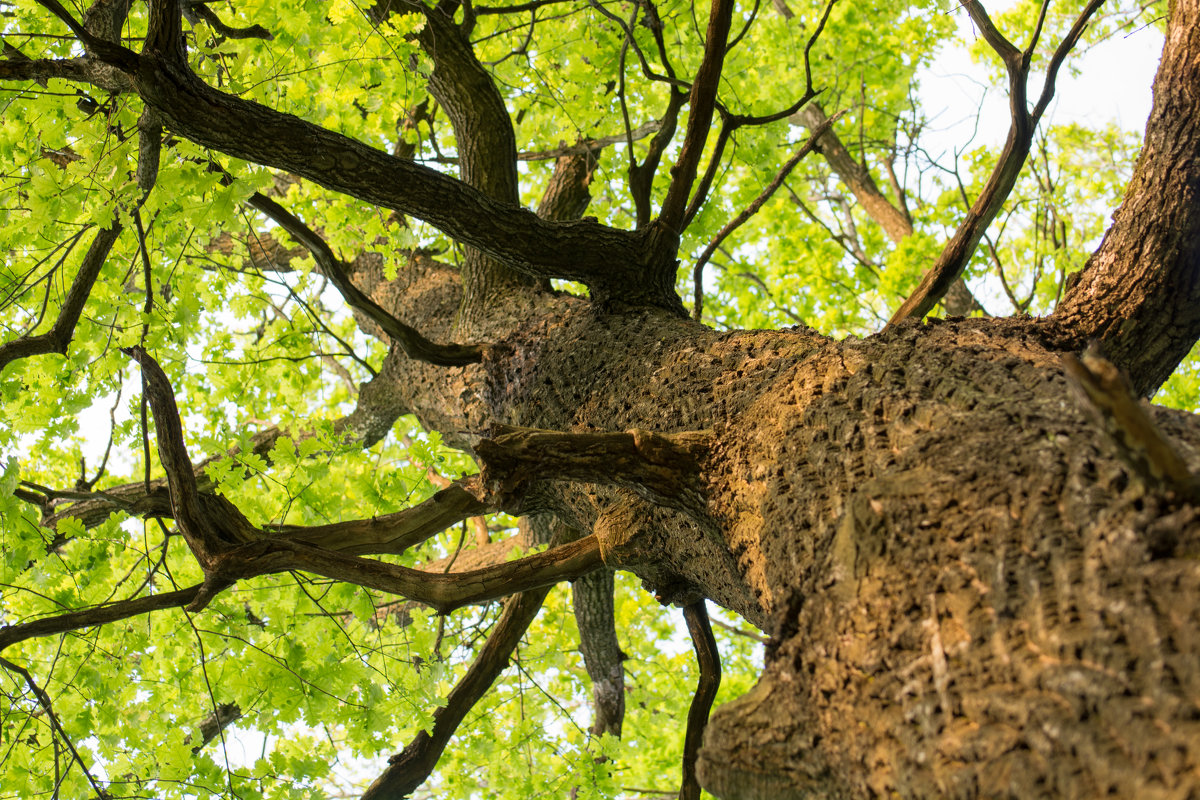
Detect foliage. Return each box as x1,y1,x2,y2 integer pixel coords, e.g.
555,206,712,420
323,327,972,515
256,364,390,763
0,0,1183,796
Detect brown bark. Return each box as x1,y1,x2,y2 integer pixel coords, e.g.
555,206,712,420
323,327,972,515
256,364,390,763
9,1,1200,798
1052,0,1200,396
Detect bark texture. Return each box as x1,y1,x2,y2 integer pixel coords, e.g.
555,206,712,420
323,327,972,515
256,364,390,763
1055,0,1200,396
10,0,1200,797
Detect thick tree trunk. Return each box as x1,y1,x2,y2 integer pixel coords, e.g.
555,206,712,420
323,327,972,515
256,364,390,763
304,0,1200,791
357,243,1200,795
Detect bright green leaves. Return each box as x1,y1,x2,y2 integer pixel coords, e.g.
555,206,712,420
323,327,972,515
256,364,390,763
922,122,1140,316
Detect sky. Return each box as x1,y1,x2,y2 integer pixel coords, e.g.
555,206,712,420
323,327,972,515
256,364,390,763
917,4,1164,158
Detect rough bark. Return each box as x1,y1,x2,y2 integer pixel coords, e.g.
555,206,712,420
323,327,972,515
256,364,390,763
9,0,1200,797
1053,0,1200,396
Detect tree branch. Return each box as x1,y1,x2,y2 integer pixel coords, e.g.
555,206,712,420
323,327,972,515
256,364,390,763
0,585,203,653
0,657,109,799
269,480,490,556
247,193,483,366
679,601,720,800
0,224,121,374
887,0,1102,325
790,102,989,317
691,118,836,321
657,0,736,233
476,425,712,515
1052,0,1200,394
1063,347,1199,503
361,586,551,798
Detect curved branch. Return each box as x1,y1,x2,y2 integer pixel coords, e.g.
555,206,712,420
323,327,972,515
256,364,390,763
691,118,835,320
679,600,720,800
126,52,674,305
247,193,483,366
271,481,490,556
0,224,121,374
888,0,1103,325
261,534,602,615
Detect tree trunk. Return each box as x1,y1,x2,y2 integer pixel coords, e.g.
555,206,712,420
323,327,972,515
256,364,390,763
9,0,1200,796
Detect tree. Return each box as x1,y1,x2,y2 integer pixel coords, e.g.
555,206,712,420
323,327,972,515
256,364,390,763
1,0,1198,796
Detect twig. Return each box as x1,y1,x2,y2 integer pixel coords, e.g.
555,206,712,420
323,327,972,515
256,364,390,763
0,656,111,799
691,113,839,321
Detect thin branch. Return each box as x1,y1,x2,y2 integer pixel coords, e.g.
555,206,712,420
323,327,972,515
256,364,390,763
887,0,1102,325
0,224,122,374
1030,0,1107,123
361,587,551,799
691,115,837,321
0,657,109,799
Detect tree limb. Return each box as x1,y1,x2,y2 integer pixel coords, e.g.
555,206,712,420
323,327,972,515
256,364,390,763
679,601,720,800
887,0,1103,325
657,0,736,233
0,585,203,653
1052,0,1200,395
0,224,122,374
476,425,712,515
361,586,552,798
247,193,483,366
0,657,109,799
691,117,836,321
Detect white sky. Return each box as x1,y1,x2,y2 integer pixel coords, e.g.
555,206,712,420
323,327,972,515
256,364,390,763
917,5,1164,158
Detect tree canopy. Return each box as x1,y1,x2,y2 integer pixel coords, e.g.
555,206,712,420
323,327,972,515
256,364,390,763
1,0,1196,797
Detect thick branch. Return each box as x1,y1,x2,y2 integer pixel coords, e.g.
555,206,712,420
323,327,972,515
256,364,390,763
259,535,602,615
574,568,625,735
476,426,712,515
124,52,669,305
0,585,203,653
402,0,541,310
271,480,490,556
125,345,259,565
657,0,736,232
